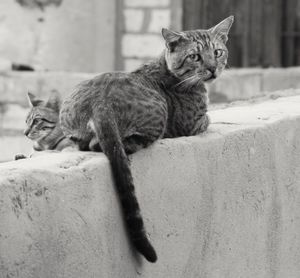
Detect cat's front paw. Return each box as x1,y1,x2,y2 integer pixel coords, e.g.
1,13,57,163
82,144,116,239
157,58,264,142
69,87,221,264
15,154,27,160
191,114,210,135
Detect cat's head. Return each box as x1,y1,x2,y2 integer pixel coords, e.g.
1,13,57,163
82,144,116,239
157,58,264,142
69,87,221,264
24,91,61,141
162,16,234,84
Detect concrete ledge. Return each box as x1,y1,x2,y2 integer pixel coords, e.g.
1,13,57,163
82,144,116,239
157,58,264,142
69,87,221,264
207,67,300,102
0,96,300,277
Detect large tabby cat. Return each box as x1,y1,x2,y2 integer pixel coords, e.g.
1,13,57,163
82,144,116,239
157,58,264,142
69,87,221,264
15,91,74,160
60,16,234,263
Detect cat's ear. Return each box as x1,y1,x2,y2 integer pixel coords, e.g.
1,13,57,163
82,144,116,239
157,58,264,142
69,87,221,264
27,92,43,107
208,15,234,43
45,90,61,112
162,28,187,51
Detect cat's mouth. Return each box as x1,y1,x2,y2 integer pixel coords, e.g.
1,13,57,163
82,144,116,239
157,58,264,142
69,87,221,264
27,133,40,140
195,69,218,82
206,73,216,80
204,74,217,82
203,70,218,82
27,134,36,139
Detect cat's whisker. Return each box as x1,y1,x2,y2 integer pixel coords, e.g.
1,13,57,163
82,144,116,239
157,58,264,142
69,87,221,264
181,76,200,93
174,75,196,88
175,75,203,94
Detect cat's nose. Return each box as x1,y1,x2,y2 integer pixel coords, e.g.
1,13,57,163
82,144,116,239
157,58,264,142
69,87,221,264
207,66,217,78
24,129,30,136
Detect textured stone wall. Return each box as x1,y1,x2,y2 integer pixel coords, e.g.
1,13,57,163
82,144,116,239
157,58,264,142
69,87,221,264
121,0,182,71
0,96,299,277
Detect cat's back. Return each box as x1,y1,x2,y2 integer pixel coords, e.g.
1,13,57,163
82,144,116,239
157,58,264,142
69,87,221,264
61,72,126,115
60,71,131,136
67,72,128,105
61,68,161,119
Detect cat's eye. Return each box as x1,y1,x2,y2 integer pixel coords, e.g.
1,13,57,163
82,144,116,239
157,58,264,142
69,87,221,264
188,54,201,62
214,49,224,58
32,118,41,125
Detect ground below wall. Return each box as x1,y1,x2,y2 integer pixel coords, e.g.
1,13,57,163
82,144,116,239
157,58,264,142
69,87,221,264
0,96,300,278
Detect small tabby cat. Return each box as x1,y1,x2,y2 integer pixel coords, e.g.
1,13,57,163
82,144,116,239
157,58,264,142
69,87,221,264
60,16,234,263
15,91,74,160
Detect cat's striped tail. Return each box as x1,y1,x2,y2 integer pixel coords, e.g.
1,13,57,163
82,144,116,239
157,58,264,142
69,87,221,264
92,108,157,263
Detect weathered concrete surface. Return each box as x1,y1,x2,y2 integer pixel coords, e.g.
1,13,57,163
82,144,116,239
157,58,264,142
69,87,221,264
0,95,299,277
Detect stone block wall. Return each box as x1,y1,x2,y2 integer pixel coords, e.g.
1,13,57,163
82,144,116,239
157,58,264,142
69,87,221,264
120,0,182,71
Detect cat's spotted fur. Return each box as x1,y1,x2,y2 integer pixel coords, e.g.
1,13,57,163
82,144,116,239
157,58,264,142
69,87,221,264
60,16,234,263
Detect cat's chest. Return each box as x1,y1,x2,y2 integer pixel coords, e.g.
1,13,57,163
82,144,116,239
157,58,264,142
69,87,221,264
165,88,208,137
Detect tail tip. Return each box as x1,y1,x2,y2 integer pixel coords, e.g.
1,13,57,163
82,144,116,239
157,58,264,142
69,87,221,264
145,248,157,263
134,238,158,263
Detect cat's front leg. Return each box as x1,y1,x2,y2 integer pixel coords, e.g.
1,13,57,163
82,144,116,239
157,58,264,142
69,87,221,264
14,144,43,160
191,113,210,135
14,151,46,160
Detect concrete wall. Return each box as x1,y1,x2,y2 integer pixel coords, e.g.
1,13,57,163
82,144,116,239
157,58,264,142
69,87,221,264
207,67,300,103
0,0,116,72
0,95,299,277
